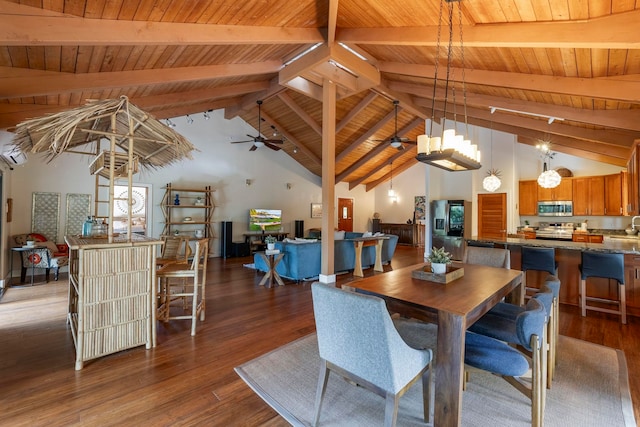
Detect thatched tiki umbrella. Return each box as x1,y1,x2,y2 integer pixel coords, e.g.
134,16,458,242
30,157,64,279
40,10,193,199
12,96,196,243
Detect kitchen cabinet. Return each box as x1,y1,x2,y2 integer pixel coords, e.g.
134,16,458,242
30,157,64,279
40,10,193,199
605,172,628,216
519,180,538,215
627,143,640,216
379,223,416,246
571,233,603,243
537,178,572,201
625,254,640,312
572,176,605,216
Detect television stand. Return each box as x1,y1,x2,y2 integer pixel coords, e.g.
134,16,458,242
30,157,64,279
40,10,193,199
243,231,289,254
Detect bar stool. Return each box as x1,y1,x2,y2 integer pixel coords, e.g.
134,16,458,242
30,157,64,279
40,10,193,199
522,246,558,301
579,251,626,324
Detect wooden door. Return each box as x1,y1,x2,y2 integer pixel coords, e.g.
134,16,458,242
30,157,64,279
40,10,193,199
337,198,353,232
478,193,507,239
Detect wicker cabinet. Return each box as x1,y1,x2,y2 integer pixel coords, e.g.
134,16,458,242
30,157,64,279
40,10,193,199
65,235,161,370
161,183,214,241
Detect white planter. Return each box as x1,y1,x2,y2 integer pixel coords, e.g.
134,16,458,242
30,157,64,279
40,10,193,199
267,243,275,250
431,263,447,274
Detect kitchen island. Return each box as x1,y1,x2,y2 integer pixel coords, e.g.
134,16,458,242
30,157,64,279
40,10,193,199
65,234,162,369
467,235,640,317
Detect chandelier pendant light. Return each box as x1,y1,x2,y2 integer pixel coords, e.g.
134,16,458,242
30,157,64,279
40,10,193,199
388,161,398,202
536,130,562,189
416,0,481,172
482,123,502,192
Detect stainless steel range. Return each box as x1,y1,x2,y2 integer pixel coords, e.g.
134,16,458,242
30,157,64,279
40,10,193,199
535,222,575,240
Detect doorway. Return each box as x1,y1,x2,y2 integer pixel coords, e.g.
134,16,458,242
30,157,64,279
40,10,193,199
478,193,507,239
337,198,353,232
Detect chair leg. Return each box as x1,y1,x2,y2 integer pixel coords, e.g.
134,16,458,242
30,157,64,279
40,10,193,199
620,283,627,324
383,392,400,427
312,360,330,427
191,275,198,336
20,267,27,283
421,361,432,424
45,268,50,282
54,267,59,281
579,278,587,317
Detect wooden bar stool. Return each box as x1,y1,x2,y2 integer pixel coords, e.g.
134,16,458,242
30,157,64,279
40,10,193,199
579,251,626,324
522,246,558,302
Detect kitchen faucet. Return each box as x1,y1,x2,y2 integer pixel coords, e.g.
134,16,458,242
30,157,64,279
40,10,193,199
632,216,640,230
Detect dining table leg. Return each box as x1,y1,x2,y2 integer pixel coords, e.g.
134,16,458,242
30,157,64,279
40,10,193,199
435,310,465,427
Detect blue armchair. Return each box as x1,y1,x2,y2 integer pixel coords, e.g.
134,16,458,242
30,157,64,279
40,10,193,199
311,283,433,426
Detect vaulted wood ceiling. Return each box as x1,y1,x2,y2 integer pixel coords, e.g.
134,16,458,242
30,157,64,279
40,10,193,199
1,0,639,190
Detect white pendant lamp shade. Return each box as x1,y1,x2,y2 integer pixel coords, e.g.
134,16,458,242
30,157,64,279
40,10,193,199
538,168,562,189
483,173,502,192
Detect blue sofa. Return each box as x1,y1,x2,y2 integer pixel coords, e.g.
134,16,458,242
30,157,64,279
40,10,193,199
253,232,399,281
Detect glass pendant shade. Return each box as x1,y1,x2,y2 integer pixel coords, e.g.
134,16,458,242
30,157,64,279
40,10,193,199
538,167,562,189
483,173,502,192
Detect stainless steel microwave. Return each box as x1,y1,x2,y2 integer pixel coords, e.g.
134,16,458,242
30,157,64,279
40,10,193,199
537,201,573,216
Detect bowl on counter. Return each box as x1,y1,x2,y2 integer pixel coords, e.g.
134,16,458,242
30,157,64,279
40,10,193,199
625,228,637,235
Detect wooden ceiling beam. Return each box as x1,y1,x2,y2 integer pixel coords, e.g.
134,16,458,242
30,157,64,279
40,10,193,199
327,0,339,46
518,136,627,167
388,80,640,132
260,111,321,166
223,78,287,119
338,117,423,183
336,91,377,133
0,62,281,99
379,62,640,104
150,98,242,120
277,92,322,135
335,107,396,163
363,156,419,192
0,8,323,46
338,10,640,49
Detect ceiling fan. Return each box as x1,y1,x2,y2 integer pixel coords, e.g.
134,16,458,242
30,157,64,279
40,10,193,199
230,100,284,151
371,100,417,150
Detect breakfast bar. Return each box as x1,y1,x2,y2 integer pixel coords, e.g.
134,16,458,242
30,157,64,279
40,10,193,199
467,235,640,316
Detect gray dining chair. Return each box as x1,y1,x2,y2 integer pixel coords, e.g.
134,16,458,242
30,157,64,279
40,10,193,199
462,246,511,268
311,283,433,427
465,297,547,427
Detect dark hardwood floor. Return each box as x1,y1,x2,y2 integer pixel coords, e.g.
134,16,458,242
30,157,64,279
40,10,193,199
1,246,638,426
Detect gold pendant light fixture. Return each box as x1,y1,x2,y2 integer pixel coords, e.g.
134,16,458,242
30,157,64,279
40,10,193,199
416,0,481,172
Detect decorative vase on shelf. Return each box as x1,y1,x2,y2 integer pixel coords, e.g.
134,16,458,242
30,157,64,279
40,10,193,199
431,263,447,274
174,194,180,205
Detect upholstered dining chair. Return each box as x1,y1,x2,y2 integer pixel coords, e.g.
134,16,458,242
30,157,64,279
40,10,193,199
470,286,554,391
311,283,433,427
465,298,547,427
156,238,208,336
13,233,69,282
579,251,626,324
462,246,510,268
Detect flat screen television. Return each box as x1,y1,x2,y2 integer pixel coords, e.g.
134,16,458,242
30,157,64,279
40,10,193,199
249,208,282,232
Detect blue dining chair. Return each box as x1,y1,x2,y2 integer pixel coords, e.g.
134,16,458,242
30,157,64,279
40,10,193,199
522,246,558,300
465,298,547,427
311,283,433,427
471,285,554,391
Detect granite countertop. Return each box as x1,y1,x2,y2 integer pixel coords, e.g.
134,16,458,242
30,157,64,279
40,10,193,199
467,235,640,254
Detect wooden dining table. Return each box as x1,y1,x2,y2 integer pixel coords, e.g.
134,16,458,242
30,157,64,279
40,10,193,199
346,262,523,427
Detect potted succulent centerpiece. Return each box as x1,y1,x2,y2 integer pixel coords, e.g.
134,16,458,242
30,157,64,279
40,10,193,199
264,235,277,250
427,246,452,274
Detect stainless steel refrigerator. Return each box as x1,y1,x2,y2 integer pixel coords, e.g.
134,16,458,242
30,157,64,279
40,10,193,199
430,199,472,261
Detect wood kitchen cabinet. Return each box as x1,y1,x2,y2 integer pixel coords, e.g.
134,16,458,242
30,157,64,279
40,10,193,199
627,142,640,215
519,180,538,215
572,176,605,216
605,172,628,216
537,178,572,201
571,233,603,243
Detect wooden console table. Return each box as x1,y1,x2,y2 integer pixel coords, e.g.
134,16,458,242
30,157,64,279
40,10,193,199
349,236,389,277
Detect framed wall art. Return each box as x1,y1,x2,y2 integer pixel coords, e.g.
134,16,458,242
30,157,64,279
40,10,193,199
310,203,322,218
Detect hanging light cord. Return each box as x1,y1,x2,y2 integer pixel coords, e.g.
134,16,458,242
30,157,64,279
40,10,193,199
428,0,444,138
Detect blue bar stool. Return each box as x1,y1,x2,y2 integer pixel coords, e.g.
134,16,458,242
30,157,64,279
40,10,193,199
522,246,558,302
579,251,626,324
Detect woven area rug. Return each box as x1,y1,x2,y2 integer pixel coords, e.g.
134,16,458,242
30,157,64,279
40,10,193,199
235,325,635,427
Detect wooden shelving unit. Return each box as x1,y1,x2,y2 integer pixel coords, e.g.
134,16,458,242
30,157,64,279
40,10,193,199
161,183,215,243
